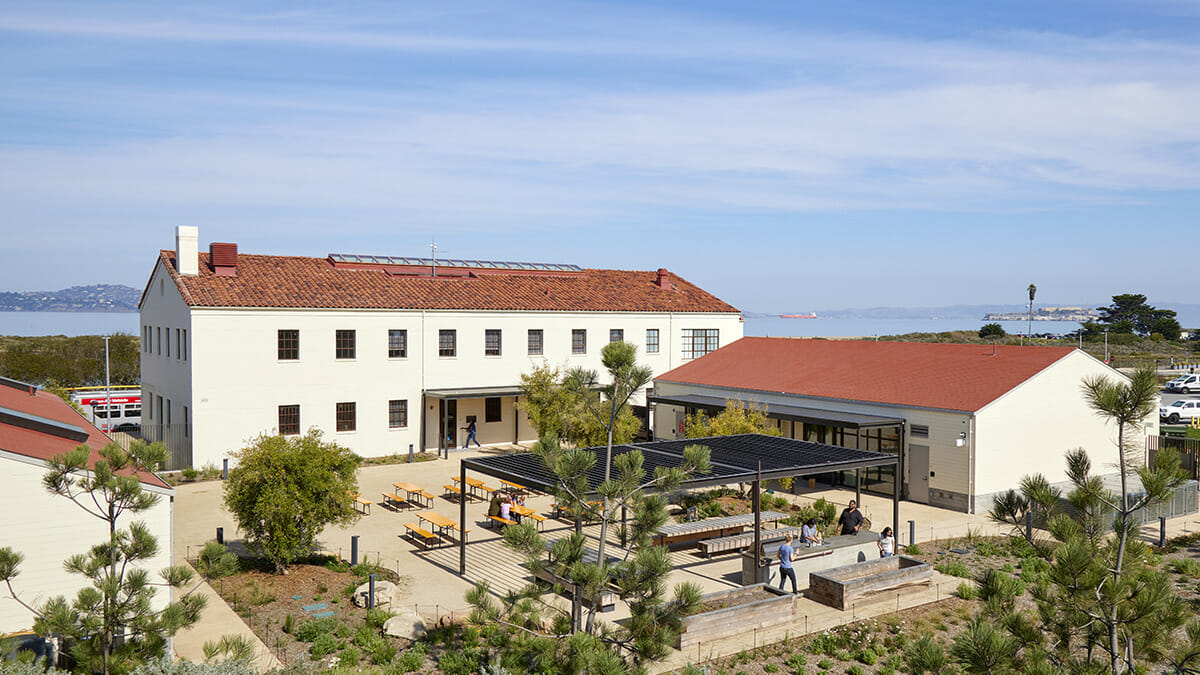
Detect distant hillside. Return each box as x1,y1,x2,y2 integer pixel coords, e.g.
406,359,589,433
0,285,140,312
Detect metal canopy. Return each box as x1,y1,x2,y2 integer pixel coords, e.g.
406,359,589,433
425,385,526,400
461,433,898,497
648,393,904,429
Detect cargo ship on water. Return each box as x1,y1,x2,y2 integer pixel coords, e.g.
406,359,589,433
780,312,817,318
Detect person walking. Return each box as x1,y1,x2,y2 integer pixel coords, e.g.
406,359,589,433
839,499,864,535
778,534,798,593
878,526,895,558
464,419,481,448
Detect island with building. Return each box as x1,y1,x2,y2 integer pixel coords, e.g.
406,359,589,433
982,306,1098,322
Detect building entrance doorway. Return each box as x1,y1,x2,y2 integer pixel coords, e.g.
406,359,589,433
439,399,458,450
908,444,930,503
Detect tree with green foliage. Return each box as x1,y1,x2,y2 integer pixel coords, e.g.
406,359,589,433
987,366,1193,673
518,358,642,449
0,441,207,675
0,334,140,387
978,323,1006,340
223,429,360,573
1096,294,1178,337
468,435,711,672
684,399,781,439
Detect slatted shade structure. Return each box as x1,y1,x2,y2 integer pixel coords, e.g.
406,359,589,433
455,433,899,574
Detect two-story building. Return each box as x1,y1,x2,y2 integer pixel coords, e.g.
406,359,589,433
139,227,742,468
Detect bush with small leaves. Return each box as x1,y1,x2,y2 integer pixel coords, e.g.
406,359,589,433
365,607,395,629
395,647,426,673
308,632,338,659
955,582,977,600
437,649,480,675
337,646,361,667
1171,557,1200,577
847,666,866,675
369,642,397,665
294,616,339,642
816,658,833,670
934,560,971,578
856,647,878,665
132,656,257,674
784,652,807,672
763,664,779,673
905,543,922,555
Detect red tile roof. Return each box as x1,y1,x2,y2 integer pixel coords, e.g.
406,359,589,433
656,337,1079,412
0,382,169,489
154,250,739,313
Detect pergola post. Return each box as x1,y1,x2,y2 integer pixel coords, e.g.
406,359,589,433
855,468,862,508
459,460,467,575
892,458,900,541
752,477,762,584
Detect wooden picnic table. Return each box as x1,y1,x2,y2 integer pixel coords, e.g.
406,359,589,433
652,511,791,547
416,511,468,539
511,504,546,530
452,476,490,501
393,482,433,508
498,479,527,493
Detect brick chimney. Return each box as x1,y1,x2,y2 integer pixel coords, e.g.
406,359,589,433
655,268,673,290
176,226,199,276
210,242,238,277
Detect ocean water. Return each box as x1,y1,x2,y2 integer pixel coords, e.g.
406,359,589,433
744,317,1086,339
0,311,139,337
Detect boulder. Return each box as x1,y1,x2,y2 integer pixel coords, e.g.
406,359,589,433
352,579,397,608
383,609,427,640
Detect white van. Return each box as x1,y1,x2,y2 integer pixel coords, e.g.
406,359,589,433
1167,374,1200,394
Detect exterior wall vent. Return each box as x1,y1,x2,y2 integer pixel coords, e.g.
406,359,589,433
656,268,674,290
210,242,238,277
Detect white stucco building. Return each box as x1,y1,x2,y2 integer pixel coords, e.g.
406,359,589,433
651,337,1155,513
0,376,174,634
139,227,742,468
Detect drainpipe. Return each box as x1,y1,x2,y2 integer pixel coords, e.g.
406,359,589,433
967,414,976,514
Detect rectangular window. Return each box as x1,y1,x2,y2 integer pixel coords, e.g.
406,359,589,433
484,329,501,356
389,399,408,428
572,329,587,354
336,402,356,432
646,328,660,353
485,397,502,423
156,327,161,355
910,424,930,439
278,404,300,435
609,329,624,343
681,328,720,360
181,329,187,360
527,329,543,355
164,328,170,358
439,329,456,357
175,329,181,359
335,329,356,359
182,405,189,437
278,329,299,360
388,329,407,358
142,326,148,352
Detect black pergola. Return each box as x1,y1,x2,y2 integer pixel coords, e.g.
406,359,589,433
455,433,900,574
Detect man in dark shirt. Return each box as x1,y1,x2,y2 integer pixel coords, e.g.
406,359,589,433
839,499,864,535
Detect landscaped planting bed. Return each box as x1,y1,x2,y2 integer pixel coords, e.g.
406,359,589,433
679,584,795,650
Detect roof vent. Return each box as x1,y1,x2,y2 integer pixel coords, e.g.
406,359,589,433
210,242,238,277
655,268,674,290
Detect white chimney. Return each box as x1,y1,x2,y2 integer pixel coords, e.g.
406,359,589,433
176,226,199,276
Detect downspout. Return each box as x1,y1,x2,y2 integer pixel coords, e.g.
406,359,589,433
968,414,976,514
419,310,426,452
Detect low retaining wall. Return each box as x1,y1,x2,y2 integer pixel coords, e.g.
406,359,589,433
809,555,932,610
678,584,795,651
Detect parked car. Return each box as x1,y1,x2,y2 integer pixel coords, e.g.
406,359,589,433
1167,374,1200,394
1161,399,1200,424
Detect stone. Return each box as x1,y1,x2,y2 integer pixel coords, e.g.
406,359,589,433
383,609,427,640
352,579,397,608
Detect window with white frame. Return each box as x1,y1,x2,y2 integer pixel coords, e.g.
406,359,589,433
439,329,456,357
681,328,719,360
609,329,623,343
646,328,660,353
572,329,587,354
485,329,501,356
388,329,407,358
528,329,543,355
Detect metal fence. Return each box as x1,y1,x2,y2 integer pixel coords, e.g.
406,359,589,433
114,423,192,470
1149,434,1200,481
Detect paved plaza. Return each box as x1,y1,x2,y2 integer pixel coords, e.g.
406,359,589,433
170,446,1200,672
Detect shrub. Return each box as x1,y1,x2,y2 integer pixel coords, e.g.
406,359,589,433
905,543,922,555
438,650,481,675
784,653,807,671
934,560,971,578
904,633,947,674
181,467,199,482
1172,557,1200,577
847,666,866,675
395,647,426,673
856,647,878,665
282,614,295,634
365,607,395,629
812,498,837,526
816,658,833,670
370,642,397,665
337,646,361,667
763,664,779,673
199,462,221,480
309,632,338,659
956,582,977,600
294,616,339,642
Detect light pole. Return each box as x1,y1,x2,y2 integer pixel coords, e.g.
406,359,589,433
103,336,111,434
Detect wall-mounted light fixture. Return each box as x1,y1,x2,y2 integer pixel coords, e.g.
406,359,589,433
955,431,967,447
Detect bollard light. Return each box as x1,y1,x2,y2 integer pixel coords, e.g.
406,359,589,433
216,527,223,545
351,535,359,565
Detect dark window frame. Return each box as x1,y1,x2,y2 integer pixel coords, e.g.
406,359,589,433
278,404,300,435
336,402,356,432
527,329,544,355
682,328,719,360
484,329,502,356
335,330,356,359
485,397,502,423
609,328,624,343
388,329,408,358
389,399,408,428
439,329,457,357
646,328,660,353
278,329,300,360
572,329,587,354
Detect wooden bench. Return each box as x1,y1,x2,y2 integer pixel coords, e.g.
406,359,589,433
698,526,802,558
443,484,464,501
487,515,518,530
380,492,406,509
403,523,440,549
352,495,372,515
522,512,547,531
411,489,435,509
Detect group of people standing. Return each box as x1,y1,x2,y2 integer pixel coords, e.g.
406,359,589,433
777,499,896,594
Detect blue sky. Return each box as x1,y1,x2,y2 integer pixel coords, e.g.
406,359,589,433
2,1,1198,313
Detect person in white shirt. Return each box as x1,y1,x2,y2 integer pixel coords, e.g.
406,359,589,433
800,518,822,546
878,526,895,558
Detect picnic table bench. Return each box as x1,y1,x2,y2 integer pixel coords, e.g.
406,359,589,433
487,515,518,529
416,511,469,541
351,494,372,515
403,522,440,549
697,525,803,558
511,504,545,530
652,511,791,548
452,476,491,501
443,484,464,501
393,482,433,509
380,491,406,509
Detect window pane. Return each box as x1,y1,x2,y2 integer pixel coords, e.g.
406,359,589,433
278,329,299,360
682,328,719,360
388,329,407,358
646,328,659,353
528,329,543,355
485,397,502,423
485,329,501,356
572,329,586,354
609,329,623,343
336,402,356,431
336,330,356,359
278,404,300,435
439,329,456,357
389,399,408,428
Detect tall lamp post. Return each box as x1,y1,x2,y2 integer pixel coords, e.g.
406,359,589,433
1027,283,1037,341
103,336,111,434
